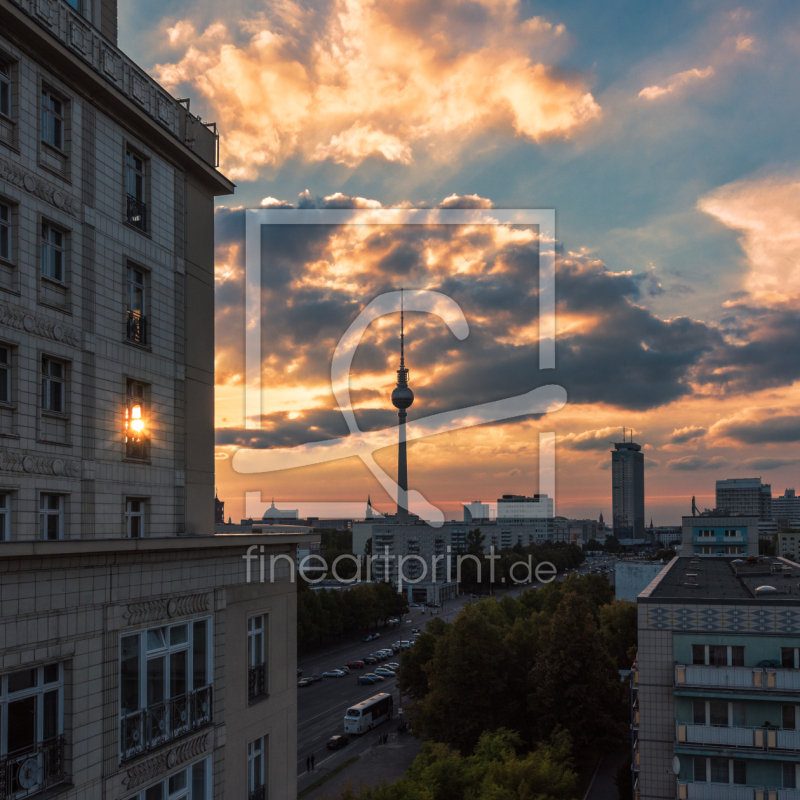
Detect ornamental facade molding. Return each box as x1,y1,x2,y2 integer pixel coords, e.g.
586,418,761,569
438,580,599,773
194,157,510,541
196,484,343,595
0,154,80,217
0,302,81,347
0,450,80,478
122,593,211,626
122,733,210,790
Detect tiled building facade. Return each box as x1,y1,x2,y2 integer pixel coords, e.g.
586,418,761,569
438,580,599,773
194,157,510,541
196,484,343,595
0,0,304,797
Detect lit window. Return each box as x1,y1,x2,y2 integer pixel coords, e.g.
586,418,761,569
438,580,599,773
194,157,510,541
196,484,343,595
0,60,10,119
0,202,10,262
0,346,10,404
41,223,65,282
125,380,148,459
125,499,145,538
39,494,63,540
126,267,147,344
40,89,64,150
41,357,65,413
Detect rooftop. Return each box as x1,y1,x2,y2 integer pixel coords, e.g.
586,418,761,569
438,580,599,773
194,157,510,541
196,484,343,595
641,556,800,603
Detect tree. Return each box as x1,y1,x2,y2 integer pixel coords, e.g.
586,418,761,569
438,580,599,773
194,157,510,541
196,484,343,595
530,592,627,753
398,617,449,701
599,600,638,670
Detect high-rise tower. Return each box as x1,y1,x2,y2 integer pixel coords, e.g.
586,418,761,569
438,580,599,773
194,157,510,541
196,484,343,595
611,428,645,539
391,291,414,520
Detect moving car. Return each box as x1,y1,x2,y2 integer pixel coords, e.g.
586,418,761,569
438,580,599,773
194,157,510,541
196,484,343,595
372,632,381,639
411,628,421,634
327,735,350,750
363,634,374,642
409,603,419,607
298,677,313,687
345,661,365,669
323,669,346,678
358,675,378,685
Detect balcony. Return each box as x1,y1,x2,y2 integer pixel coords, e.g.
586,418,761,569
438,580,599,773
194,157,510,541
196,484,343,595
126,195,147,232
126,311,147,345
678,786,800,800
248,663,266,703
677,723,800,752
0,736,65,799
676,665,800,692
249,788,266,800
120,685,212,761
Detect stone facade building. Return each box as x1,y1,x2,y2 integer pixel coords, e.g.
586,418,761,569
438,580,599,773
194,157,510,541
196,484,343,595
0,0,305,798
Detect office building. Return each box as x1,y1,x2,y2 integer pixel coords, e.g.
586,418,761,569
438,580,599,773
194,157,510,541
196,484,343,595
774,489,800,530
633,555,800,800
497,493,553,520
0,1,304,797
612,435,645,539
716,478,772,521
463,501,490,522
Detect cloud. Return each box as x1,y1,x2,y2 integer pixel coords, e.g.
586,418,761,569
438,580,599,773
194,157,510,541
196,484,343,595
670,425,707,444
561,427,618,451
439,194,494,209
638,66,714,100
698,172,800,307
710,411,800,445
740,457,800,471
153,0,601,180
667,455,727,471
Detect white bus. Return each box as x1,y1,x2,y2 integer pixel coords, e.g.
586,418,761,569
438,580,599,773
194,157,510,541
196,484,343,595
344,693,394,734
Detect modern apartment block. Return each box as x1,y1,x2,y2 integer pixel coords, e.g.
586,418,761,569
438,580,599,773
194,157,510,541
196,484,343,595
0,1,305,798
682,513,759,558
612,438,645,539
634,555,800,800
496,494,554,520
774,491,800,530
716,479,772,522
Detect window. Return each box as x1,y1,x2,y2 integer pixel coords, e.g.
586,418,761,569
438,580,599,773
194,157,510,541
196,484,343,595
709,646,727,666
782,647,799,669
41,222,65,283
0,60,10,119
126,499,145,538
785,763,798,790
709,758,729,783
693,700,705,725
40,89,64,150
126,149,147,231
0,202,10,261
0,663,65,794
248,737,266,799
0,494,8,541
126,267,147,344
42,357,65,413
125,380,149,460
248,615,266,703
0,346,9,404
694,756,706,782
692,645,705,665
119,619,212,759
784,705,797,730
64,0,81,10
732,760,746,786
731,646,744,667
123,756,211,800
39,494,63,540
691,644,744,667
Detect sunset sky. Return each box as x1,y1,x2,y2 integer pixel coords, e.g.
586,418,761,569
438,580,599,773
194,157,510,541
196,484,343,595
121,0,800,524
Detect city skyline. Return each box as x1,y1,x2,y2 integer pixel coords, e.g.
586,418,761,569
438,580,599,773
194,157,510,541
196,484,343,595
115,1,800,524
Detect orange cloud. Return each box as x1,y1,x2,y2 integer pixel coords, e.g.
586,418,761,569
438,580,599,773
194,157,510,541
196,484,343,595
698,172,800,306
638,66,715,100
153,0,600,180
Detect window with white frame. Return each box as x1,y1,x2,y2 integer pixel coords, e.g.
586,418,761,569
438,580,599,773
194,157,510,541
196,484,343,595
784,763,799,789
41,357,65,414
125,149,147,232
248,737,266,799
0,663,65,792
0,60,10,119
41,222,65,283
40,88,64,150
0,346,10,404
39,494,63,541
691,644,744,667
0,202,10,261
247,615,266,702
119,619,212,759
123,756,211,800
693,757,746,784
125,499,145,538
126,266,147,344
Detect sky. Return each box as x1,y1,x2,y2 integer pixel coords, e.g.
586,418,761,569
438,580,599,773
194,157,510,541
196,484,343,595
120,0,800,525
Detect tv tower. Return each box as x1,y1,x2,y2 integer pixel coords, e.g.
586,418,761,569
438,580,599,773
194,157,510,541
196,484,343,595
391,290,414,521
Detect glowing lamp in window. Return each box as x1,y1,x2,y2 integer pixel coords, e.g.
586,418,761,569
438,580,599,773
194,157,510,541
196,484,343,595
130,403,144,433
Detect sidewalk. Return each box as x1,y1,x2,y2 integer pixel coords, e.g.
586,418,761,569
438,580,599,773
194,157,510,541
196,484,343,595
298,733,422,800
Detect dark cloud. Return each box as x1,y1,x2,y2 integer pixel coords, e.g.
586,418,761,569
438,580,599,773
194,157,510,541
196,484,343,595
667,455,727,471
670,426,706,444
713,414,800,445
740,457,800,471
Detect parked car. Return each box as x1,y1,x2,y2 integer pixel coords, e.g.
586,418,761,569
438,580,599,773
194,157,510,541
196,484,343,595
375,667,395,676
411,628,421,634
363,672,385,681
378,649,393,657
311,673,322,682
409,603,419,608
338,665,350,674
358,675,378,685
405,619,413,624
327,735,350,750
400,640,411,648
386,662,400,669
322,669,346,678
298,677,313,687
345,661,365,669
362,656,377,665
370,652,386,661
392,642,402,651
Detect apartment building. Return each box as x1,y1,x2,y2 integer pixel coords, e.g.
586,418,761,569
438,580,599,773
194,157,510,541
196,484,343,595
716,479,772,522
0,1,304,798
634,556,800,800
682,513,759,558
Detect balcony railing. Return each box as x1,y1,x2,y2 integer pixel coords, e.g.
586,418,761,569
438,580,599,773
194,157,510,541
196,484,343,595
0,736,65,799
249,787,266,800
677,723,800,751
120,685,212,761
126,195,147,232
676,664,800,691
126,311,147,345
678,785,800,800
248,663,266,703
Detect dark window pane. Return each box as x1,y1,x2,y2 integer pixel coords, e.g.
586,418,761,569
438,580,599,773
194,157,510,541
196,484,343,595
46,514,59,540
8,668,37,693
170,650,187,698
784,706,796,730
43,689,58,740
710,701,728,726
694,756,706,782
731,702,746,727
120,635,140,714
145,785,164,800
785,763,797,789
783,648,795,669
168,769,187,793
7,696,35,754
732,761,746,785
193,620,207,688
710,758,728,783
730,646,744,667
43,663,59,684
709,646,727,666
147,656,165,706
692,645,705,665
192,761,207,798
693,700,706,725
